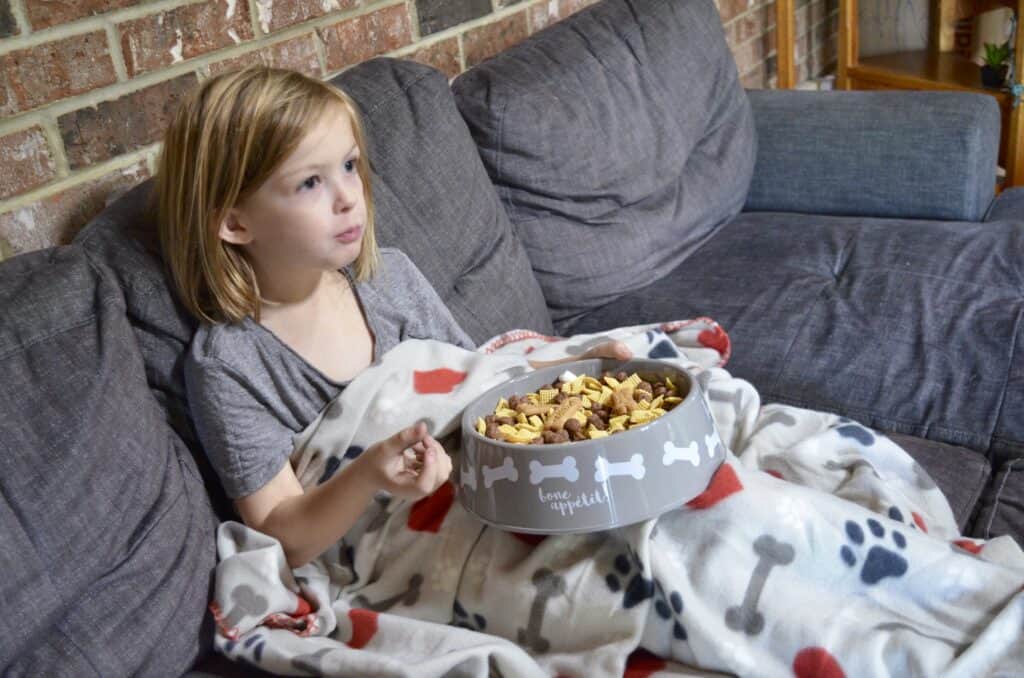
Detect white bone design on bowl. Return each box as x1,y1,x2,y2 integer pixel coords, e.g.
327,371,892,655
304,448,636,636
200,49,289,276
594,453,646,482
704,429,723,458
461,460,478,491
482,457,518,488
663,440,700,467
529,456,579,484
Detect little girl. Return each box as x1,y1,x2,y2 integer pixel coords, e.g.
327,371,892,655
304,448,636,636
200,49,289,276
155,66,630,570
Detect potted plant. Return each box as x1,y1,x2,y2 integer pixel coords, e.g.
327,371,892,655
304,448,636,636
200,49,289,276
981,41,1011,88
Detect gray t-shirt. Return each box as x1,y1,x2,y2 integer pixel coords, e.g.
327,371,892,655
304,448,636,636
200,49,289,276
185,248,475,499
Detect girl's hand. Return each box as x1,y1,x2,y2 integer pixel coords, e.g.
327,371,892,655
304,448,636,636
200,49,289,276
527,340,633,369
359,421,453,500
578,340,632,361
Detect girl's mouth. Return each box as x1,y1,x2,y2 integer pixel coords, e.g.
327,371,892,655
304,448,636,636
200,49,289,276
336,225,362,243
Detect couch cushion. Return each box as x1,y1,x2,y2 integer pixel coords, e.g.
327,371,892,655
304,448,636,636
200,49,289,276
0,246,218,675
75,183,236,522
564,211,1024,463
744,89,1000,221
332,58,553,343
887,434,991,534
452,0,756,327
972,460,1024,547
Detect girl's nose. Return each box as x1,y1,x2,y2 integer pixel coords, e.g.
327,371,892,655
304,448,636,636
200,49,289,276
333,183,356,213
333,176,358,214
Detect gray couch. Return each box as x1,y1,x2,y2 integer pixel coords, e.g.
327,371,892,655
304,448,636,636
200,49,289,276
2,0,1021,675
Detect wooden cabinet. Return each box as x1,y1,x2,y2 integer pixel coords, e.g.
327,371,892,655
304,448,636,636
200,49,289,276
835,0,1024,187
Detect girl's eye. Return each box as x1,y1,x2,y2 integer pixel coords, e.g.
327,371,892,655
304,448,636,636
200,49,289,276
298,175,321,192
344,158,357,173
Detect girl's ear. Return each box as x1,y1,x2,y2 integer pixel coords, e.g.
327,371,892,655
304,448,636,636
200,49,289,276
218,208,253,245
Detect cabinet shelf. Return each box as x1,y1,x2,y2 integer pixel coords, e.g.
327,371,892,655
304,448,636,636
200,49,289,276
850,50,1011,105
772,0,1024,188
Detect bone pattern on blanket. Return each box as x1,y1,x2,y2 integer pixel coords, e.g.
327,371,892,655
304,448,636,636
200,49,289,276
212,324,1024,678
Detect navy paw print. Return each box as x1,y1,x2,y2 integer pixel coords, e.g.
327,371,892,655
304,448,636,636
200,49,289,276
835,422,875,446
224,633,266,666
840,518,908,584
452,599,487,631
318,446,364,484
886,506,919,531
605,550,654,609
243,633,266,663
653,578,687,640
646,330,680,359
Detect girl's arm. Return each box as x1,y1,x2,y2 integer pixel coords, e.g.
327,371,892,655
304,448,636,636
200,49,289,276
235,422,451,568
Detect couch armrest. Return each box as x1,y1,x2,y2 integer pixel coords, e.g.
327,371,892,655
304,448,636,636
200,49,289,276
984,186,1024,221
743,89,999,222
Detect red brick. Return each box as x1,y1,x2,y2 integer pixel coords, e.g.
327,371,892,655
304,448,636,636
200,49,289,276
319,5,412,72
562,0,594,15
405,37,461,80
731,6,771,45
731,32,764,75
0,126,58,200
208,33,321,77
58,73,199,170
529,1,560,32
0,31,117,116
718,0,749,24
741,63,766,89
119,0,254,77
0,160,149,255
257,0,358,33
464,12,529,68
25,0,137,30
528,0,594,33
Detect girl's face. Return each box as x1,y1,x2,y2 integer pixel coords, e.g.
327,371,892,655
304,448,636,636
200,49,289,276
219,107,367,280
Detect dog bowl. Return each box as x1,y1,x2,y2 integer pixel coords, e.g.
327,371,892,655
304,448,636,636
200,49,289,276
458,359,724,534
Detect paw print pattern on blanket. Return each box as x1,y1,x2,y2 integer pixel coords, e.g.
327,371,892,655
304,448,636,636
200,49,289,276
223,634,266,666
604,546,687,639
317,446,363,485
834,419,875,446
840,518,908,585
887,505,928,534
605,548,654,609
652,578,687,640
451,599,487,631
646,330,680,359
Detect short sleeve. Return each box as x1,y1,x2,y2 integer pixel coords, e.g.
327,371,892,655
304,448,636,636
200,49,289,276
389,250,476,350
184,351,293,499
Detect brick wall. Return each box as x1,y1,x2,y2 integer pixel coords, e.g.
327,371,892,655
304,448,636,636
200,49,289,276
0,0,836,262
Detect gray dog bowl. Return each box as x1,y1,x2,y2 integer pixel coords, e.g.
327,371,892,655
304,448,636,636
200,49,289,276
458,359,724,534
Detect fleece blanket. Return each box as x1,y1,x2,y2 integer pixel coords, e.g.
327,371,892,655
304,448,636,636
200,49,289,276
210,320,1024,677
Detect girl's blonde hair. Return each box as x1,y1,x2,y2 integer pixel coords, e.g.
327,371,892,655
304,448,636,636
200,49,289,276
155,65,378,324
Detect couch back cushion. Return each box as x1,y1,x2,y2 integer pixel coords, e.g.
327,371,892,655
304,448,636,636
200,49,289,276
452,0,756,326
0,246,218,674
333,58,554,342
